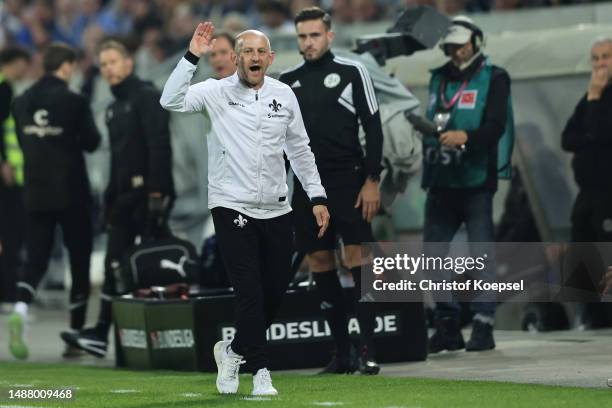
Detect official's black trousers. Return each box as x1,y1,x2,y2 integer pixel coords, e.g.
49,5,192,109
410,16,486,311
569,190,612,328
211,207,294,373
17,206,92,329
0,186,25,303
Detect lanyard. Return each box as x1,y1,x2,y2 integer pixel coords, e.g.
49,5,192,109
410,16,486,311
438,60,486,111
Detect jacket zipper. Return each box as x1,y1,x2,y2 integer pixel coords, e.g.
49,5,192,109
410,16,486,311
255,91,263,205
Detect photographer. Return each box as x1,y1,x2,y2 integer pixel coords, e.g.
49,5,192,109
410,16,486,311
423,16,513,353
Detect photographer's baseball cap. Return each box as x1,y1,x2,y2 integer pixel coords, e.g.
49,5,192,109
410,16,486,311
441,16,478,46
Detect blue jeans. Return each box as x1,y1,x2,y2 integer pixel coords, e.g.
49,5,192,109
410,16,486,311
424,188,497,320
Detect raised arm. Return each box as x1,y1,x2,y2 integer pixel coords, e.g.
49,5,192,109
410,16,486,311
160,22,217,112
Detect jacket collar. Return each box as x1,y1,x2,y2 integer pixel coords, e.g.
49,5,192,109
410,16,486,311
38,74,68,88
230,71,268,95
439,53,486,81
304,49,334,68
110,74,139,100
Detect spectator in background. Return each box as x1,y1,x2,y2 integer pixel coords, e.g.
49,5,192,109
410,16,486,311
9,43,100,360
353,0,383,22
14,0,56,49
166,2,198,47
61,39,174,358
291,0,321,18
331,0,354,24
435,0,468,15
53,0,83,47
561,36,612,328
97,0,133,35
221,12,249,34
1,0,29,47
0,46,30,313
208,32,237,79
423,16,513,353
79,23,105,101
256,0,295,35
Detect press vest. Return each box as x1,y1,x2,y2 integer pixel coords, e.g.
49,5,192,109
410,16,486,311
423,59,514,189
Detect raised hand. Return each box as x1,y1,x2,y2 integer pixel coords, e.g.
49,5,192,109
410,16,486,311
189,22,216,58
588,66,609,101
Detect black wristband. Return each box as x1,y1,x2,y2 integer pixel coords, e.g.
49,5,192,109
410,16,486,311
310,196,327,207
184,50,200,65
367,173,381,183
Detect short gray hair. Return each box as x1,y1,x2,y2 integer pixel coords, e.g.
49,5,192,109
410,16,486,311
235,30,271,54
592,36,612,49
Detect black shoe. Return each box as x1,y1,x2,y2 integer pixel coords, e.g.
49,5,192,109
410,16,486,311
428,317,465,354
466,319,495,351
60,327,107,358
358,345,380,375
319,346,358,374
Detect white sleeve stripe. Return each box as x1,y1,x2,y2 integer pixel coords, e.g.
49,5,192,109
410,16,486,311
333,57,378,115
338,98,356,115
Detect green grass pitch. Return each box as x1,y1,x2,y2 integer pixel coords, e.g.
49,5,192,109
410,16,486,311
0,362,609,408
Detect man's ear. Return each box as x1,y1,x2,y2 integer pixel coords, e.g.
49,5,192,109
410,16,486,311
127,56,134,73
269,50,275,66
327,30,335,45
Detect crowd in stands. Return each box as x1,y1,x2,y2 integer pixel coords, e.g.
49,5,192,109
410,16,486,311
0,0,609,78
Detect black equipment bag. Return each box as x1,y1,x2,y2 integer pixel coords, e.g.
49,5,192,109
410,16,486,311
121,236,200,291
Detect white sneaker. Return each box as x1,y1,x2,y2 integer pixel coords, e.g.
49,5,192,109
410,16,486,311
213,340,244,394
252,368,278,396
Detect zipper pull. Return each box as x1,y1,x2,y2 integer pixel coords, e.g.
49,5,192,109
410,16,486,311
256,93,258,101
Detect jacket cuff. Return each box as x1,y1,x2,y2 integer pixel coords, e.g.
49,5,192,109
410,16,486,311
310,196,327,207
184,50,200,65
366,165,383,181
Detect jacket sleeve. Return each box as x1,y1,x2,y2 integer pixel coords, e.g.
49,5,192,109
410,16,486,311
465,69,510,146
561,96,587,152
139,87,174,196
562,93,612,151
160,52,215,113
284,90,327,204
351,63,384,179
75,95,101,153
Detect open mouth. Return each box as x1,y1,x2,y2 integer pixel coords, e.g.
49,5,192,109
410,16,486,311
249,65,261,73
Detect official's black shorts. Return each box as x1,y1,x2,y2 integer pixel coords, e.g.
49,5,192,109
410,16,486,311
292,167,374,253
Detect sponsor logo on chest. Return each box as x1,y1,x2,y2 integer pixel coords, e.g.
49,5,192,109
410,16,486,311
323,73,341,88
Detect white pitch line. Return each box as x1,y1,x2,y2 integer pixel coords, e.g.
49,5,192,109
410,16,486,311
312,403,344,407
179,393,202,398
1,406,58,408
242,397,273,401
110,389,141,394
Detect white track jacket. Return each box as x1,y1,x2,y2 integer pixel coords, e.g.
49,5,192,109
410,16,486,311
160,56,326,211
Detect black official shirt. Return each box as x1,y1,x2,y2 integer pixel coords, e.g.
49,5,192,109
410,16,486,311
279,50,383,181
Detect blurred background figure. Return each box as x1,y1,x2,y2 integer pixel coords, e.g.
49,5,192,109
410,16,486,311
61,40,174,359
561,36,612,329
9,43,100,360
0,46,30,314
256,0,295,35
